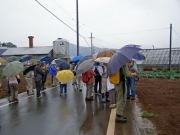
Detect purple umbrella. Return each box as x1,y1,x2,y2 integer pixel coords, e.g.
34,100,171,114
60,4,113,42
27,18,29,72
107,46,141,76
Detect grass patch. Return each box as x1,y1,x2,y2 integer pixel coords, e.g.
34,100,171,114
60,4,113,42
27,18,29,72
142,111,158,118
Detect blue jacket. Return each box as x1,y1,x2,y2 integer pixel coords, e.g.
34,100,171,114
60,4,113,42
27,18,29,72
49,64,57,76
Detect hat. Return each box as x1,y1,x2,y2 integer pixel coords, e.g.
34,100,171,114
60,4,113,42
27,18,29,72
36,60,41,65
41,61,46,64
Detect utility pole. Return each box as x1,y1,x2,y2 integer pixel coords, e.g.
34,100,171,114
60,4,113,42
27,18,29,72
169,24,172,72
76,0,79,55
90,33,95,55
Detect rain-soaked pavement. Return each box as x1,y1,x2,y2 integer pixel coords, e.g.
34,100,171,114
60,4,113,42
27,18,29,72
0,83,157,135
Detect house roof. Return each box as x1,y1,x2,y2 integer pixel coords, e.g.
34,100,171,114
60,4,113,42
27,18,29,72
2,46,53,56
0,48,8,56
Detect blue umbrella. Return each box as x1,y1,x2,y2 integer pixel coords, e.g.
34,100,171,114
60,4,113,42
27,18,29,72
39,56,50,64
133,52,145,60
55,58,70,70
70,55,84,63
107,46,141,76
19,55,33,62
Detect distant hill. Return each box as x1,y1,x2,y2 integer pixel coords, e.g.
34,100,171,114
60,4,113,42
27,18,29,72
69,43,109,57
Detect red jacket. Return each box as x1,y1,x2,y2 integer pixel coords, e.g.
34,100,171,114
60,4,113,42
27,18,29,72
86,69,96,84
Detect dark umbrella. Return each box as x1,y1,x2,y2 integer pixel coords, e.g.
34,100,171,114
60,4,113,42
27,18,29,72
107,46,141,76
55,58,70,70
133,52,145,60
19,55,33,62
39,56,50,64
23,65,36,75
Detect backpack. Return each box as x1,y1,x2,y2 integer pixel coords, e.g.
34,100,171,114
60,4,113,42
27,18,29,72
94,67,101,80
82,72,90,83
110,68,124,84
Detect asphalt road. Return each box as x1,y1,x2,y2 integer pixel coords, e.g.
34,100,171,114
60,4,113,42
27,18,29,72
0,84,111,135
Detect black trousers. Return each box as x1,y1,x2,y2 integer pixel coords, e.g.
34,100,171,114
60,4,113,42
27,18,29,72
35,81,41,97
94,77,102,93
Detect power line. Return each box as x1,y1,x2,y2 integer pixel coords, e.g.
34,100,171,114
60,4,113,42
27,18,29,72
51,1,128,43
35,0,90,47
52,0,74,20
94,38,119,48
95,28,169,37
172,28,180,39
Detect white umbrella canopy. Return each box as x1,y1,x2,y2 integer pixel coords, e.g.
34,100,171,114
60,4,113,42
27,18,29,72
94,57,110,63
76,59,95,74
3,61,24,77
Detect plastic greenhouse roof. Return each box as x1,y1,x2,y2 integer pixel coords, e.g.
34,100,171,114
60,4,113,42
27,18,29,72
136,48,180,65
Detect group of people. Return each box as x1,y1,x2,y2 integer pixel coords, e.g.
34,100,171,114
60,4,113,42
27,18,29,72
72,59,138,123
6,58,137,123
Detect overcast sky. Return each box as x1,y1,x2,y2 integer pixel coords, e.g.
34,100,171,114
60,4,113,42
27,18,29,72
0,0,180,49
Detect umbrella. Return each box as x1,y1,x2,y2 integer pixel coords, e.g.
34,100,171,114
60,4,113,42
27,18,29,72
55,58,70,70
94,57,110,63
107,46,141,76
133,52,145,60
39,56,50,64
2,61,24,77
124,44,142,48
70,55,84,63
19,55,33,62
93,49,115,60
7,56,20,62
23,65,36,75
76,59,94,74
76,55,93,70
0,57,6,65
56,70,74,83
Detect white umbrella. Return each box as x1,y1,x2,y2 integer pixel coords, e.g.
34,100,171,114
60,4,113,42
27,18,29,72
76,59,94,74
94,57,110,63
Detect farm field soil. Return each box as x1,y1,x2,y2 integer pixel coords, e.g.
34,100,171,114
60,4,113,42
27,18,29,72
136,78,180,135
0,75,52,99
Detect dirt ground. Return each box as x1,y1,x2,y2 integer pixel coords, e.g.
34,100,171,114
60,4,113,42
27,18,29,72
136,78,180,135
1,77,180,135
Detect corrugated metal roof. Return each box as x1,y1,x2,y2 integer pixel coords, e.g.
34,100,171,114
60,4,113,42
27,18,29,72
0,48,7,56
2,46,53,55
137,48,180,65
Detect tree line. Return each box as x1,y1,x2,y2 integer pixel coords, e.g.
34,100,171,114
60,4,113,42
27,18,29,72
0,42,17,48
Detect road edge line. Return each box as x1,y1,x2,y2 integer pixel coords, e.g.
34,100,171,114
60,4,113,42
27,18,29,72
106,108,116,135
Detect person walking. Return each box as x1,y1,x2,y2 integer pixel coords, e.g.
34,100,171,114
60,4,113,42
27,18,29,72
85,68,96,101
34,60,44,98
49,61,58,87
41,61,47,90
59,82,67,96
126,60,138,100
115,64,137,123
7,75,20,103
94,62,103,96
25,66,34,95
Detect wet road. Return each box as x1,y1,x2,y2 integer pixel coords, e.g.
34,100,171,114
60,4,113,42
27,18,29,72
0,84,111,135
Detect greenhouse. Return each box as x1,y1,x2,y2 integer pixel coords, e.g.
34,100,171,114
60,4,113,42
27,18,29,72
137,48,180,72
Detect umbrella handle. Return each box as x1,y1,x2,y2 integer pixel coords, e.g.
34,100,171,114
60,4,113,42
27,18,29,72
135,76,139,81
